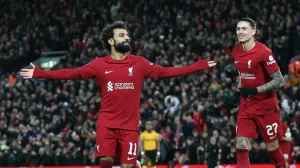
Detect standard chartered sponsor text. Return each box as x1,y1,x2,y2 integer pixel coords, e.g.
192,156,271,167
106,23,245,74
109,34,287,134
240,73,256,79
115,83,134,89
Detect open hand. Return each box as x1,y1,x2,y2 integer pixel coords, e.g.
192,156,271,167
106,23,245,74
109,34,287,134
20,63,36,79
208,60,217,67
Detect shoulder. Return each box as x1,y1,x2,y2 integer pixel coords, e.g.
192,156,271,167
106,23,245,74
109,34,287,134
130,54,147,62
90,57,106,64
82,57,104,68
255,42,275,62
256,42,272,55
232,44,242,58
130,54,154,68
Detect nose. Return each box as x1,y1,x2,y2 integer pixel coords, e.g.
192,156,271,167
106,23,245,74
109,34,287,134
124,38,130,43
237,31,244,35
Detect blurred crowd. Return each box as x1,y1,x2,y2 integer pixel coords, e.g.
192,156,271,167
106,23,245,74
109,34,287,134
1,0,300,167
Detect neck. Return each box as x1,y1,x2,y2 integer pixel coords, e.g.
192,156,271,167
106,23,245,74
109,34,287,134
241,38,256,51
111,48,127,60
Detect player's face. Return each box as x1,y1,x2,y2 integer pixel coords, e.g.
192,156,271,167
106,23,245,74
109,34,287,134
236,21,256,43
146,124,152,131
111,28,131,53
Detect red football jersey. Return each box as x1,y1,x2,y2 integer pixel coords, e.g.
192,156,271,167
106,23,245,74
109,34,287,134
279,123,291,154
33,54,209,130
232,42,280,114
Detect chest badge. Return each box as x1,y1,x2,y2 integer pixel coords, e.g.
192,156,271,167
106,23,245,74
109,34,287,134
248,60,252,69
128,67,133,76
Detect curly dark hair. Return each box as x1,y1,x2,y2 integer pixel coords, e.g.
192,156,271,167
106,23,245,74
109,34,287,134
100,21,128,52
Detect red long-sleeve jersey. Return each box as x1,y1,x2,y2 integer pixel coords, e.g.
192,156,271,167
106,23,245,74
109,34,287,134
33,54,210,130
232,42,280,115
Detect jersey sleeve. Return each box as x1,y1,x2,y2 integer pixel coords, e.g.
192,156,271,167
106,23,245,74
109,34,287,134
33,60,98,80
139,57,210,78
262,49,280,74
79,60,98,80
139,57,161,78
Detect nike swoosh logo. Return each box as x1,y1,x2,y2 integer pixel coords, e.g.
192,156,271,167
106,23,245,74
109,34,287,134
235,61,239,64
105,71,113,74
127,157,135,160
270,135,277,139
248,94,253,98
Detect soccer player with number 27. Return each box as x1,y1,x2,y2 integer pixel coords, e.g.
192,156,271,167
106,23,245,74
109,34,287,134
232,18,286,168
20,21,216,168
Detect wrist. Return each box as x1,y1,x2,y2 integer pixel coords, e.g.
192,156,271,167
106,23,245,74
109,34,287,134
256,87,261,93
234,91,241,96
32,67,41,78
254,87,259,94
197,59,209,70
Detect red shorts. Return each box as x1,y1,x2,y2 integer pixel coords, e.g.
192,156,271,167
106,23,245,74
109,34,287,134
236,106,283,143
95,126,139,164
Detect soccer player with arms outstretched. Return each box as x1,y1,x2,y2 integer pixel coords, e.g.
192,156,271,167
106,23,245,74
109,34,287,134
20,21,216,168
232,18,286,168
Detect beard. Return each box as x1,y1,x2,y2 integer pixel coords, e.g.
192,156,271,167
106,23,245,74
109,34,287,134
115,42,131,53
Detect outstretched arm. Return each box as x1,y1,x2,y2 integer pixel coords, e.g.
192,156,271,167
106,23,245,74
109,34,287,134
157,60,216,78
20,62,96,80
144,60,216,78
257,70,284,93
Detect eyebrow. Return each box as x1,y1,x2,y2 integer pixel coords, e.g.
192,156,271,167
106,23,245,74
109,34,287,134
118,33,129,36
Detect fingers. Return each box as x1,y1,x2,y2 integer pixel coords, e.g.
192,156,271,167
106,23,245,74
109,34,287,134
208,60,217,67
20,69,30,72
208,62,217,67
30,63,35,68
20,71,31,75
20,63,35,79
20,71,32,78
19,72,27,76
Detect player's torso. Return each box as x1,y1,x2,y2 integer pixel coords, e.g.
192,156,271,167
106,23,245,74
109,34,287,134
233,44,278,111
143,132,158,141
95,55,144,130
142,131,158,150
234,51,270,88
97,59,144,97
